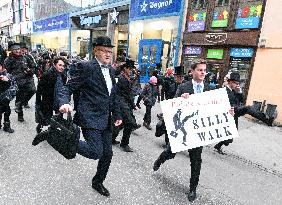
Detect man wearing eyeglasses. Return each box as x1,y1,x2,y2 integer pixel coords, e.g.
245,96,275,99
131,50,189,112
59,36,122,197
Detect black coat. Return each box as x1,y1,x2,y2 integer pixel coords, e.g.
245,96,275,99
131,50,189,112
115,73,135,125
4,54,34,87
59,59,121,129
36,67,67,120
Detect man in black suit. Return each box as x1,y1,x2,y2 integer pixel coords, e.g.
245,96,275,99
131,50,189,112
153,59,215,202
59,36,122,197
214,72,274,154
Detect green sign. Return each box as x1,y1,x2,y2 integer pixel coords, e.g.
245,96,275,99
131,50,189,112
207,49,224,59
211,19,228,28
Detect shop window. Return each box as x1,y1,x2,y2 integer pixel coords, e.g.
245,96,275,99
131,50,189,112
216,0,230,7
212,0,231,28
229,48,254,92
235,0,264,29
188,0,208,32
191,0,208,10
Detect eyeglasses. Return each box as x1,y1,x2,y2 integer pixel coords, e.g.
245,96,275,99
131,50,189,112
97,48,113,54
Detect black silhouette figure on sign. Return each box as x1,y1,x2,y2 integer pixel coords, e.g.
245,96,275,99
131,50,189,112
170,109,197,146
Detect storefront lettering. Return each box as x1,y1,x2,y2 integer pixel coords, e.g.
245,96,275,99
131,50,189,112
205,33,227,44
80,15,102,26
149,0,173,9
230,48,254,58
140,0,173,13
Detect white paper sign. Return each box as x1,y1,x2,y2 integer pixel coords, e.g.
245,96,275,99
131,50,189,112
160,88,239,153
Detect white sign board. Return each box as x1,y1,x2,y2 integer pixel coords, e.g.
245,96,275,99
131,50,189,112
160,88,239,153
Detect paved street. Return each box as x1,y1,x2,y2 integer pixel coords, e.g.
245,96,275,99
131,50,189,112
0,99,282,205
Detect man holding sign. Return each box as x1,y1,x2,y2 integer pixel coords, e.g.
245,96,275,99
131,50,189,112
153,59,236,202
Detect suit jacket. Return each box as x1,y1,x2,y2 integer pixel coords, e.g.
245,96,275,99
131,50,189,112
174,80,210,97
59,59,121,129
225,87,244,108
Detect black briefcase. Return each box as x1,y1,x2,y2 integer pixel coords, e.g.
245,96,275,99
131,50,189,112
32,112,80,160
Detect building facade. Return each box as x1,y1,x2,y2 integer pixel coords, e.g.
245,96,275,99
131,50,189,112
182,0,267,94
246,0,282,124
0,0,13,48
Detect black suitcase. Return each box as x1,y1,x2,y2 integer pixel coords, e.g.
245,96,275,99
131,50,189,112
32,112,80,159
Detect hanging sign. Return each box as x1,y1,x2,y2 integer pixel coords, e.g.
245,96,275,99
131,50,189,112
160,88,239,153
230,48,254,58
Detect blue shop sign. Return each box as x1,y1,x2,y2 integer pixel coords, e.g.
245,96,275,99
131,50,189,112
235,17,260,29
230,48,254,58
33,14,69,33
130,0,181,19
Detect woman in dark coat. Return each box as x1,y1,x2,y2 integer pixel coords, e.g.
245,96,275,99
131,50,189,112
35,57,67,132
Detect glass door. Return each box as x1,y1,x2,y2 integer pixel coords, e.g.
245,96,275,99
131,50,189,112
138,39,163,83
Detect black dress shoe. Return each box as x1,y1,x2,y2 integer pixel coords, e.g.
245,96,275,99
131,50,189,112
143,122,152,130
187,190,197,202
112,140,120,145
92,183,110,197
214,144,224,155
120,145,133,152
153,160,161,171
132,124,141,131
266,117,274,126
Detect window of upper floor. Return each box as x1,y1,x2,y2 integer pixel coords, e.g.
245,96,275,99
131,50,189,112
191,0,208,10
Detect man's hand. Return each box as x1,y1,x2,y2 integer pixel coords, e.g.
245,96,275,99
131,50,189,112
0,75,9,82
181,93,190,99
59,104,73,113
229,107,235,116
114,119,122,127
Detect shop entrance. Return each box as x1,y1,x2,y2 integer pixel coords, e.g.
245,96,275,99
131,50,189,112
138,39,163,83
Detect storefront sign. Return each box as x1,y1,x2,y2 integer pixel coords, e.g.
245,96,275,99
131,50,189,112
160,88,238,153
211,10,229,28
212,19,228,28
207,49,224,59
184,46,202,55
130,0,182,19
80,15,102,26
235,4,262,29
205,33,227,44
235,17,260,29
188,11,206,32
33,14,69,33
188,21,205,32
230,48,254,58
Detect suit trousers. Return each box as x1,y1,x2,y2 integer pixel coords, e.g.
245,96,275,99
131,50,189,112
0,104,11,122
158,144,203,191
78,128,113,184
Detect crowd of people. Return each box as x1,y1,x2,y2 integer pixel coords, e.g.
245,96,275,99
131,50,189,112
0,36,275,203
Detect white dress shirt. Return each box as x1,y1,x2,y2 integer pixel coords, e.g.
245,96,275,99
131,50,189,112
96,58,113,95
192,79,204,93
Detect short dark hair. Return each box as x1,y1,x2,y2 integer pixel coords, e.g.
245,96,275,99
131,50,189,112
190,58,207,70
53,57,65,65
